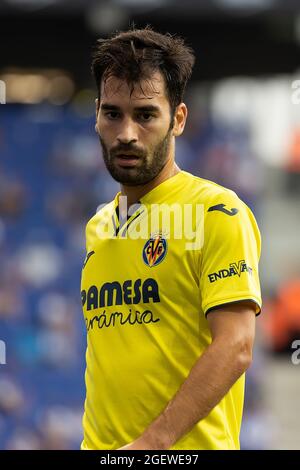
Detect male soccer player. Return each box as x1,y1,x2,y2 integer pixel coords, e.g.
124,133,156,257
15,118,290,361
80,26,262,450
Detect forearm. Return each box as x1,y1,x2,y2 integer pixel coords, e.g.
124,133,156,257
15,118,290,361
141,336,251,450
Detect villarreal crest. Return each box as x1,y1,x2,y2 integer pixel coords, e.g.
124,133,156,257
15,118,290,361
143,233,167,267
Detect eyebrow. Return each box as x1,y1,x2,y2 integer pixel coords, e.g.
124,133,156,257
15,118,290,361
100,103,161,113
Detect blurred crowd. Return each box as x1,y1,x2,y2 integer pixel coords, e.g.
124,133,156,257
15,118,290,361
0,96,279,449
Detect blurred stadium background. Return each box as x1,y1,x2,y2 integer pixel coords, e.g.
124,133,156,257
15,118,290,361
1,0,300,450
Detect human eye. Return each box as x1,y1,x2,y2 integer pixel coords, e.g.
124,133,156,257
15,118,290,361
104,111,121,120
137,112,154,122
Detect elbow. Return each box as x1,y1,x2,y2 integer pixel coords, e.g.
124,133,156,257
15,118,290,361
236,350,253,374
233,338,254,374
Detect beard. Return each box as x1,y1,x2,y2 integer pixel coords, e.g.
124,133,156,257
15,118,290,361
98,128,173,186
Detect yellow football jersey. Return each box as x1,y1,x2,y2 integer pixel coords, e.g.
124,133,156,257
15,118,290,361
80,170,262,450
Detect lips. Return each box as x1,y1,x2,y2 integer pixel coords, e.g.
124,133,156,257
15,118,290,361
115,155,140,167
116,154,139,159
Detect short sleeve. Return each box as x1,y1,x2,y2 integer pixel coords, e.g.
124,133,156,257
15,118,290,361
199,191,262,317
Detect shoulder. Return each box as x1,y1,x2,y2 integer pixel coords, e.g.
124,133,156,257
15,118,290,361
181,170,247,212
181,172,260,246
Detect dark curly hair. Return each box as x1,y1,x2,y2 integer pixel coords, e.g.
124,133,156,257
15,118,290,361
91,26,195,117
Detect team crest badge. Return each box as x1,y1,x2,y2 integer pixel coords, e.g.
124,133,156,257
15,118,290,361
143,233,167,267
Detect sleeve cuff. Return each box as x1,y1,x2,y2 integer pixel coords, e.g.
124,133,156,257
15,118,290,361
204,298,262,318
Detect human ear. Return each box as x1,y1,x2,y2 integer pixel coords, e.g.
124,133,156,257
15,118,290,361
95,98,100,134
95,98,100,116
172,103,188,137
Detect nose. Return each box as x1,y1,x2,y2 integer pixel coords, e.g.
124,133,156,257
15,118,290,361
116,118,138,145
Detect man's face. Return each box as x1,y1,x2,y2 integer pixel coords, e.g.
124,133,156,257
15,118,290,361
95,71,174,186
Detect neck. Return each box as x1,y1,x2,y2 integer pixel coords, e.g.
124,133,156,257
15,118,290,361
120,159,181,208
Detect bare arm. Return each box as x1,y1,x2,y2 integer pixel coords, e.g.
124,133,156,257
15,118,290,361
119,300,256,450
